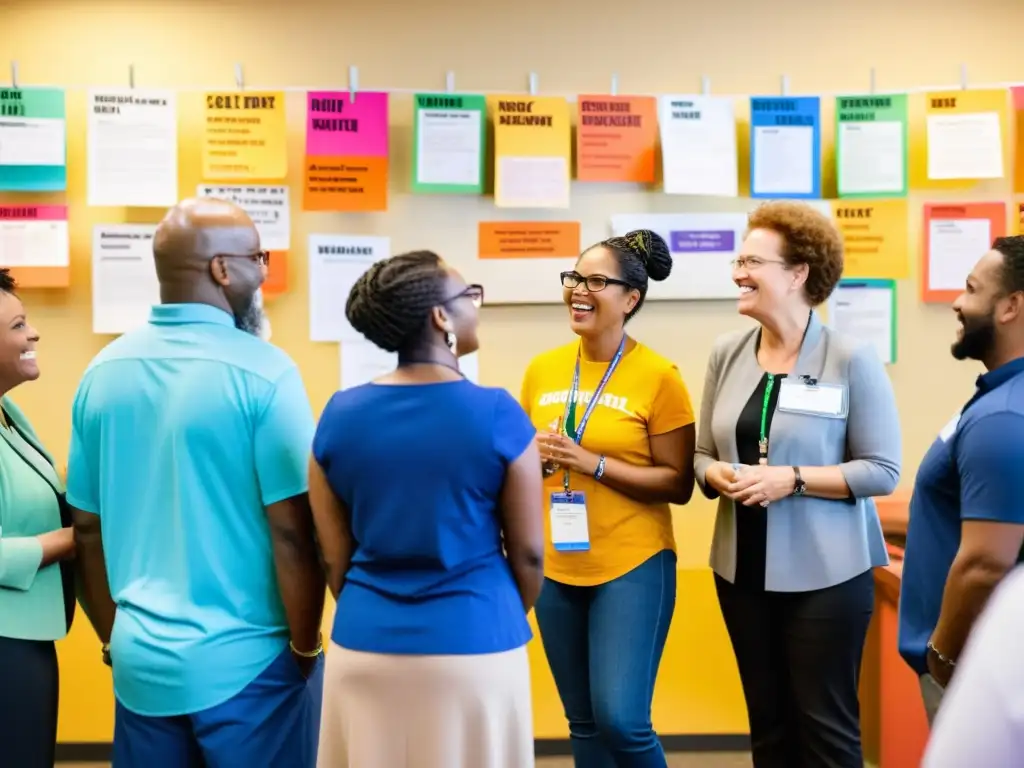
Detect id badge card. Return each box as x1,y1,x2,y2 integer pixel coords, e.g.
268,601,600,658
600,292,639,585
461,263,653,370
777,378,848,419
550,491,590,552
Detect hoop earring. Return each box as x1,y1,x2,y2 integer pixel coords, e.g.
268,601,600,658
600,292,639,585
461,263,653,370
446,331,458,353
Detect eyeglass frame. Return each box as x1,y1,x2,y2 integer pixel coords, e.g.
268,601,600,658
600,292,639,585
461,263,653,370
729,256,788,270
218,250,271,267
560,270,634,293
442,283,485,308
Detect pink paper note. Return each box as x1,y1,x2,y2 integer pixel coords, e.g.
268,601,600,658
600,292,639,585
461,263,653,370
306,91,389,158
0,204,67,221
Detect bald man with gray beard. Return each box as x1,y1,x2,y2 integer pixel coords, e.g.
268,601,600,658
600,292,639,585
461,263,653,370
68,198,325,768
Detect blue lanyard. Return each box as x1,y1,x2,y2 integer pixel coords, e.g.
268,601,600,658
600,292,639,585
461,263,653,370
562,334,627,446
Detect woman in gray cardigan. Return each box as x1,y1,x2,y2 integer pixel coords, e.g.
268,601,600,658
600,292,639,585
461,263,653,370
694,202,901,768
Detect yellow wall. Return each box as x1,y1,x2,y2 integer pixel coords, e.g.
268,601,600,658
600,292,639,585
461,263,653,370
3,0,1024,745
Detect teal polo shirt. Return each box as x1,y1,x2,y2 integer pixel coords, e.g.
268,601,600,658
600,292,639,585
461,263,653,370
66,303,316,717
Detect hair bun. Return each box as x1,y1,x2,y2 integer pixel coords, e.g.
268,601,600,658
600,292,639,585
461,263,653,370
623,229,672,282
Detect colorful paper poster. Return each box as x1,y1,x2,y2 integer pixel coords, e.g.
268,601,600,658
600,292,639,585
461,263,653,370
835,94,908,198
658,95,738,197
829,199,909,279
412,93,485,194
925,90,1007,181
921,202,1006,303
91,224,160,334
197,184,290,251
1013,88,1024,193
0,88,67,191
827,279,897,365
308,234,390,342
304,91,389,211
0,204,69,267
749,96,821,199
576,95,657,183
87,89,178,207
478,222,580,260
201,91,287,180
493,96,571,208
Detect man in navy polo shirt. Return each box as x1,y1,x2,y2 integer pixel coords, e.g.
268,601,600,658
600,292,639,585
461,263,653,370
899,235,1024,724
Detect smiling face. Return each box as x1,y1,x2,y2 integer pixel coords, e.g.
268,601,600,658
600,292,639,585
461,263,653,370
950,249,1015,363
563,246,640,338
733,228,808,320
0,290,40,393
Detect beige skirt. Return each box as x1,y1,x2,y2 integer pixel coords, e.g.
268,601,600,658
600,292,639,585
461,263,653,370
317,642,534,768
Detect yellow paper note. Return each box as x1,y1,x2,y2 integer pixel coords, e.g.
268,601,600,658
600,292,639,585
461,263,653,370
202,91,288,180
830,199,909,280
492,95,571,208
915,89,1009,186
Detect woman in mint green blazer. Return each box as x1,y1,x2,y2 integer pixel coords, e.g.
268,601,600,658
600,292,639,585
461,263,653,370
0,269,76,767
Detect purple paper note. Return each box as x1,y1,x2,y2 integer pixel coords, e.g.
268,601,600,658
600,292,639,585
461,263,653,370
670,230,734,253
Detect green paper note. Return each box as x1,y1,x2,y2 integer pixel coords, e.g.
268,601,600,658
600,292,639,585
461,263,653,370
835,94,908,199
831,279,898,365
411,93,485,194
0,87,65,119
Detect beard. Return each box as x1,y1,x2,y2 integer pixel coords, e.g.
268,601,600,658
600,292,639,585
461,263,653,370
951,311,995,361
235,288,270,339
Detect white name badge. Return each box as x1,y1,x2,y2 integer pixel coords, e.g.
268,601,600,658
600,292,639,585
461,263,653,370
550,491,590,552
777,379,848,419
939,412,961,442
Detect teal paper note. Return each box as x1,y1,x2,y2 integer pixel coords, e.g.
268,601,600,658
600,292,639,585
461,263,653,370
835,94,908,199
411,93,486,194
0,88,67,192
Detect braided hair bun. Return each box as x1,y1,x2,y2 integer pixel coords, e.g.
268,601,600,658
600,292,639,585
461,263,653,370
345,251,447,353
620,229,672,282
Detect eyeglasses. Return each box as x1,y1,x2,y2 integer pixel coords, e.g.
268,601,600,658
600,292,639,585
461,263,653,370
444,283,484,308
730,256,786,270
220,250,270,267
560,271,632,293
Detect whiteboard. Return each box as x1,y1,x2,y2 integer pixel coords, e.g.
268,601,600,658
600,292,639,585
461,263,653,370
610,212,750,300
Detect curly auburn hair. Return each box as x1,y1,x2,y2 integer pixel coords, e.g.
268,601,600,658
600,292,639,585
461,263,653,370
746,202,844,307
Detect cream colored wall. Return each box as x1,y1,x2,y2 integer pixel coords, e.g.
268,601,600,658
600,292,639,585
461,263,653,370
3,0,1024,744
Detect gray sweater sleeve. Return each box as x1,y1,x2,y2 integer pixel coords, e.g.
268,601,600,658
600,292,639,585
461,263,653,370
839,343,902,498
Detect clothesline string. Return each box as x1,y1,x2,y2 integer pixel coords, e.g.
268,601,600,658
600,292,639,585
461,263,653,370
5,80,1024,100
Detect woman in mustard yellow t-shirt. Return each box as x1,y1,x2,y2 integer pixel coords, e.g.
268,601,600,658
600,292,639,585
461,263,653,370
522,230,696,768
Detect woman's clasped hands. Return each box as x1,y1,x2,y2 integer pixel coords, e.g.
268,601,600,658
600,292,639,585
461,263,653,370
705,461,797,507
536,431,601,476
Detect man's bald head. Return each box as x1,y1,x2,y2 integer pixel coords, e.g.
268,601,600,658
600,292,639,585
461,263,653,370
153,198,267,336
154,198,259,274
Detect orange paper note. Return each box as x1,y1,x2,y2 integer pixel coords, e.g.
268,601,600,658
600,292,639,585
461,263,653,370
263,250,288,295
576,96,658,183
304,156,388,212
921,202,1006,303
478,221,581,260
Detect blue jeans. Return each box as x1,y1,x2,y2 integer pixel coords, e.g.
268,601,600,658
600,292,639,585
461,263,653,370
112,646,324,768
535,550,676,768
